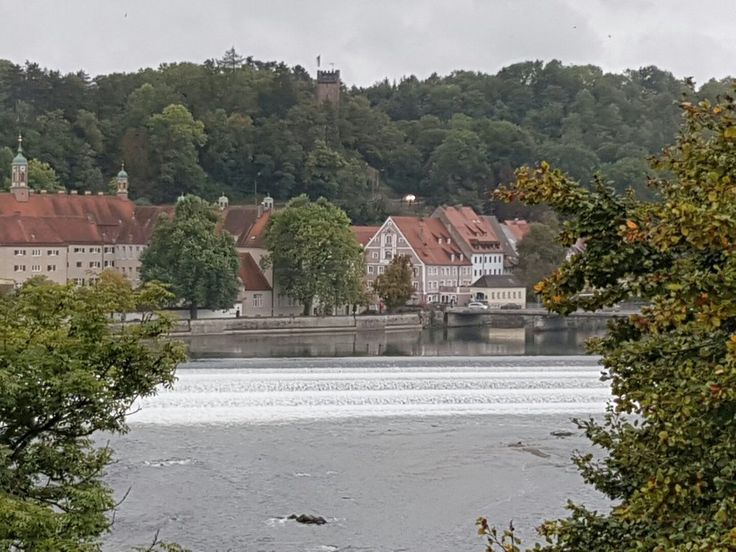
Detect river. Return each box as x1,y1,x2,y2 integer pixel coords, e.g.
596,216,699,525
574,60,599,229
104,329,610,551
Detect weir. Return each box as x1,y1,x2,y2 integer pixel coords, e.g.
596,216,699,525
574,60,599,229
443,307,635,331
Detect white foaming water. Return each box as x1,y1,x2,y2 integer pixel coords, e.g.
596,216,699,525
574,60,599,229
128,356,609,424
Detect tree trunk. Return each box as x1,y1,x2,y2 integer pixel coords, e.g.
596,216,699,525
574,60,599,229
302,297,312,316
190,303,198,320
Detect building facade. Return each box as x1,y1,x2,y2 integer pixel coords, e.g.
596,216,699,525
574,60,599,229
364,216,472,305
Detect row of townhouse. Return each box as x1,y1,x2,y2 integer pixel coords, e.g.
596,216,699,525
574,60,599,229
362,206,529,308
0,139,530,315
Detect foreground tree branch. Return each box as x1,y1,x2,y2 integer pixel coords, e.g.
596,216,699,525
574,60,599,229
482,83,736,550
0,276,185,550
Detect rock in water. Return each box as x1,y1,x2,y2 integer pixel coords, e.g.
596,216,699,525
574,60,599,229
288,514,327,525
550,430,575,438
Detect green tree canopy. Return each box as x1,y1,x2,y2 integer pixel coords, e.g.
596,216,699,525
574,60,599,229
140,195,240,319
372,254,415,311
27,158,62,191
514,222,566,298
481,88,736,551
145,104,208,203
0,276,184,550
264,195,365,315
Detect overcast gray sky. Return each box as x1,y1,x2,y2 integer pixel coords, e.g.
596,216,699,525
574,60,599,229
2,0,734,86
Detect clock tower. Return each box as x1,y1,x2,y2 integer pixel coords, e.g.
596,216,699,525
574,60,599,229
10,134,29,202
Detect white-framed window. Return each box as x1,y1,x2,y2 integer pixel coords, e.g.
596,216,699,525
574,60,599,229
104,246,114,254
13,265,25,272
31,265,41,272
378,266,385,274
384,251,393,260
75,278,84,286
47,249,59,256
46,265,56,272
31,249,41,257
372,251,379,259
412,281,418,289
253,293,263,308
14,249,25,256
368,265,374,274
89,261,101,268
384,234,393,246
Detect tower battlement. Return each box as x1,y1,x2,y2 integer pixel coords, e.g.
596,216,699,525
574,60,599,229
317,70,341,83
316,68,341,105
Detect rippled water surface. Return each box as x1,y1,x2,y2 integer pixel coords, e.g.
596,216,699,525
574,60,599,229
105,355,610,551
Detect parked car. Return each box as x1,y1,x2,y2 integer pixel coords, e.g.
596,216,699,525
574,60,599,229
468,301,489,310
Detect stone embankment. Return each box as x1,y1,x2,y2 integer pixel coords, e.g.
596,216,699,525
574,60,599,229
166,313,424,337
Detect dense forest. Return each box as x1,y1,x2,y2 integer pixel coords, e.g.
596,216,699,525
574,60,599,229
0,50,732,222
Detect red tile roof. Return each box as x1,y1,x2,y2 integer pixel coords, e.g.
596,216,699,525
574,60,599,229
0,192,276,248
238,252,271,291
223,206,259,239
352,226,380,247
236,210,271,248
502,219,531,242
390,216,470,266
435,206,501,251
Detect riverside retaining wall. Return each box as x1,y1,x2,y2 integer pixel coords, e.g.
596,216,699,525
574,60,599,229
167,312,424,336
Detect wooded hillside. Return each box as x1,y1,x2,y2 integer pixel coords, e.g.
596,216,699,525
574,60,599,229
0,51,731,222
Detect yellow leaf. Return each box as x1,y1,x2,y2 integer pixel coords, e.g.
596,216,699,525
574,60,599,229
626,220,638,230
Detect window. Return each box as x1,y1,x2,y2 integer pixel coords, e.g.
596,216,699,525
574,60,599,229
384,234,393,246
47,249,59,256
104,246,114,254
412,281,418,289
46,265,56,272
13,265,25,272
378,266,385,274
31,265,41,272
73,247,85,253
31,249,41,257
372,251,379,259
398,237,405,246
384,251,393,260
452,267,457,275
253,294,263,308
440,280,445,286
75,278,84,286
14,249,25,256
368,265,374,274
75,261,82,268
89,261,101,269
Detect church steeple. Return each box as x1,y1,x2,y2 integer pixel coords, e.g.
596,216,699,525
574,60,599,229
116,162,129,198
10,134,29,202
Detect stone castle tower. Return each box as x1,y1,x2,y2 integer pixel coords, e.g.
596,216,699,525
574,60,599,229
316,69,341,105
